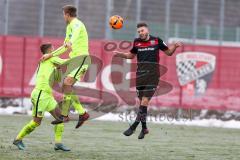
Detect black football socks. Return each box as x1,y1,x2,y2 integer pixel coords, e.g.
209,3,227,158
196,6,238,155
140,106,147,129
130,105,147,130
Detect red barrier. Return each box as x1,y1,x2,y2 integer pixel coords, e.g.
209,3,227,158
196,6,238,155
0,35,240,111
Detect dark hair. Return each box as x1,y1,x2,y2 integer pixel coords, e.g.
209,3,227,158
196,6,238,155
40,44,52,54
137,22,148,28
62,5,77,17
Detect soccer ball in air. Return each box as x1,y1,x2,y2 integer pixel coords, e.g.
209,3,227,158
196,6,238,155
109,15,124,29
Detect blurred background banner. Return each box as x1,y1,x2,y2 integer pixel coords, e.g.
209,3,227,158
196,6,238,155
0,36,239,111
0,0,240,111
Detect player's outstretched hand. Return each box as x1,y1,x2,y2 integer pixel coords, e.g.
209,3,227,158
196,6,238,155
113,50,122,57
174,41,183,48
40,53,53,62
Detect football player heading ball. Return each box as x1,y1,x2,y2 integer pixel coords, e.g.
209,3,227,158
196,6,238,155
114,22,182,139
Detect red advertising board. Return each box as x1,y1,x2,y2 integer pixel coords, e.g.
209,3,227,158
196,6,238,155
0,36,239,111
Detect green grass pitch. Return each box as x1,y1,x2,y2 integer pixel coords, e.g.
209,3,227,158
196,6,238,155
0,115,240,160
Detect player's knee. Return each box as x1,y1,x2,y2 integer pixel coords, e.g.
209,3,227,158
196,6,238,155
64,77,75,86
63,83,73,94
33,117,42,126
53,107,62,117
141,97,149,106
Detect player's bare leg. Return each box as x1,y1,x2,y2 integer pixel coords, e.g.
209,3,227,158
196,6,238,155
33,117,42,125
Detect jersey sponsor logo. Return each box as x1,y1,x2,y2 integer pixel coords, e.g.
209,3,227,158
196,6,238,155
176,52,216,96
138,48,155,52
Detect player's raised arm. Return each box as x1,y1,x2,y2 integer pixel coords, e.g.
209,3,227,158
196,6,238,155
163,41,182,56
113,51,136,59
113,39,137,59
52,44,72,57
40,45,70,61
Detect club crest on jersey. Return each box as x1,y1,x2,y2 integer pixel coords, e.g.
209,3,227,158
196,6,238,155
176,52,216,96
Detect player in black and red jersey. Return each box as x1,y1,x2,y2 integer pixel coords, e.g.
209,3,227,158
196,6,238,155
114,22,182,139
